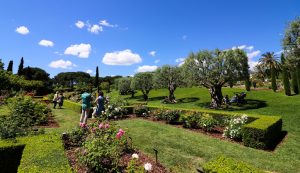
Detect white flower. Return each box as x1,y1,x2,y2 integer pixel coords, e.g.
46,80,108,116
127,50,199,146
132,153,139,159
144,163,152,171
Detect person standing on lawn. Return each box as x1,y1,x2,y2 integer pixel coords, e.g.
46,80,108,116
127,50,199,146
52,91,59,109
80,91,91,125
57,92,64,109
94,91,105,117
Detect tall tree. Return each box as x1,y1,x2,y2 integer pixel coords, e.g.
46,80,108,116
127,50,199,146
154,65,183,103
7,60,13,73
283,17,300,94
281,54,291,96
259,52,280,92
131,72,154,101
183,49,249,108
95,66,100,93
0,59,4,70
17,57,24,76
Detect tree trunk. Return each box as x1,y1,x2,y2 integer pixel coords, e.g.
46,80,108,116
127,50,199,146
209,85,223,108
271,67,277,92
168,85,176,102
143,94,148,101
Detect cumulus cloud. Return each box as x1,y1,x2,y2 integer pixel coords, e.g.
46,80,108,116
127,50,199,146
86,69,93,74
75,21,85,29
149,51,156,57
16,26,29,35
154,59,160,64
136,65,158,73
175,58,186,66
49,59,76,69
88,24,103,34
230,45,261,70
99,20,116,27
39,40,54,47
247,50,261,59
64,43,91,58
102,49,142,65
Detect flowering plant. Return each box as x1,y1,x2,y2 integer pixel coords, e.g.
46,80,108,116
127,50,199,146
223,114,248,140
126,153,144,173
199,113,218,131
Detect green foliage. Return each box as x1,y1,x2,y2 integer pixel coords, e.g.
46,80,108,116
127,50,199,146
126,157,144,173
291,68,299,94
281,54,291,95
199,113,218,131
7,60,13,72
95,66,100,92
134,105,149,117
63,127,89,148
117,77,133,95
0,116,23,139
105,95,129,119
54,71,91,89
0,143,25,173
0,59,4,70
182,112,202,128
161,109,181,124
223,115,248,140
17,57,24,76
78,122,131,172
132,72,154,101
242,116,282,149
203,155,264,173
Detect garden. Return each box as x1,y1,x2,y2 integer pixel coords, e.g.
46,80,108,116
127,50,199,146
0,16,300,173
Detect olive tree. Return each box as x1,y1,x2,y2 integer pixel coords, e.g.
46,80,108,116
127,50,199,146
183,49,249,108
117,77,132,95
131,72,154,101
154,65,183,103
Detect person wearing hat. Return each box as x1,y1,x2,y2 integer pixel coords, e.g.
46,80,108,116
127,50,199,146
52,91,59,109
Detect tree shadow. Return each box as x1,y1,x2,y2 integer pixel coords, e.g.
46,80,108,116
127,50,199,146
196,99,268,111
268,131,288,151
137,96,166,102
177,97,200,103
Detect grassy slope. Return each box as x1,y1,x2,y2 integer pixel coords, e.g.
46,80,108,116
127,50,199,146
110,87,300,173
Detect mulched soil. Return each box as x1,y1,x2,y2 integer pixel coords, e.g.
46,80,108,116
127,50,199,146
36,116,60,128
65,147,169,173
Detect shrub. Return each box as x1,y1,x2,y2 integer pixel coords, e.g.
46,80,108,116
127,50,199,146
134,105,149,117
203,155,264,173
182,112,202,128
0,116,23,139
62,127,89,149
77,121,131,172
223,114,248,140
105,95,128,119
0,143,25,173
163,110,181,124
199,113,218,131
242,116,282,149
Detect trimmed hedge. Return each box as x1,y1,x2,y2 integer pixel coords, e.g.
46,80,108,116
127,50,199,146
203,155,264,173
0,143,25,173
122,105,283,150
242,116,282,149
64,100,82,113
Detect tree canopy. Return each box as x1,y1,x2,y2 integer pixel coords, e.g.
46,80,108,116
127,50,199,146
132,72,154,101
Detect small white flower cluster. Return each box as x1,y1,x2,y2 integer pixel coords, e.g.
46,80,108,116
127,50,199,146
131,153,153,171
223,114,248,139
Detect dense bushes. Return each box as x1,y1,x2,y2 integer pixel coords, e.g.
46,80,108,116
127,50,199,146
203,155,264,173
0,143,26,173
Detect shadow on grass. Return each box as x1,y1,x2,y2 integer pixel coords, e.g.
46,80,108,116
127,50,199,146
177,97,200,103
137,96,166,102
268,131,288,151
195,99,268,111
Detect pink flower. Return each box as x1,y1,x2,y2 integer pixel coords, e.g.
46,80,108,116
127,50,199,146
116,129,125,139
92,128,96,132
104,123,110,129
98,123,104,129
79,122,86,128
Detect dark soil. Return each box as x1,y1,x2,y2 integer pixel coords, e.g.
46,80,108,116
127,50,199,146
36,116,60,128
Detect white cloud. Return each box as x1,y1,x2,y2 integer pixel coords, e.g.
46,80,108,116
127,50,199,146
175,58,186,66
149,51,156,57
246,46,254,51
15,26,29,35
88,24,103,34
247,50,261,59
64,43,91,58
248,61,259,71
154,59,160,64
99,20,116,27
39,40,54,47
102,49,142,65
86,69,93,74
49,59,76,69
75,21,85,29
136,65,158,73
275,50,283,55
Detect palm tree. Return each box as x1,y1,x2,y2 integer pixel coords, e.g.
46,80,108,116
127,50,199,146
259,52,281,92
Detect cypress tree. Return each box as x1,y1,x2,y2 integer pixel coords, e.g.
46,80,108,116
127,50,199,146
7,60,13,73
296,63,300,94
291,68,299,94
95,66,100,93
0,59,4,70
17,57,24,76
271,66,277,92
281,54,291,96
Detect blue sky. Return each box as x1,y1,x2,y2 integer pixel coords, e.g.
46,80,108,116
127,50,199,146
0,0,299,77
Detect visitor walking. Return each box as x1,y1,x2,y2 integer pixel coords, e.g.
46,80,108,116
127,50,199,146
94,91,105,117
57,92,64,109
80,91,91,125
52,91,59,109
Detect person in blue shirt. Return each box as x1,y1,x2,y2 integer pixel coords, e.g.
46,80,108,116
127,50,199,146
94,91,105,117
80,91,91,125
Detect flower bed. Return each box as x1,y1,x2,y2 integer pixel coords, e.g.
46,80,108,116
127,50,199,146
62,121,168,172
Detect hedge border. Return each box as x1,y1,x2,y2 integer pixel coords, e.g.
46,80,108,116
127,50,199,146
0,143,25,173
123,105,283,150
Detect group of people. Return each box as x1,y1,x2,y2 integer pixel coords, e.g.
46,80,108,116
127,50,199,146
222,92,247,105
80,91,105,125
52,91,64,109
